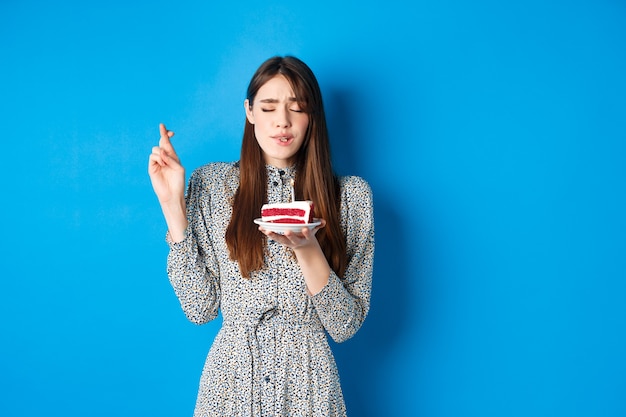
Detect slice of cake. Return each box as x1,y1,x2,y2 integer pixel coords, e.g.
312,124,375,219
261,200,314,224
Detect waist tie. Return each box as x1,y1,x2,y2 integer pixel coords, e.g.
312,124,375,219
222,309,324,417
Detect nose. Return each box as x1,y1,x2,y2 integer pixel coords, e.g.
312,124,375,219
275,107,291,128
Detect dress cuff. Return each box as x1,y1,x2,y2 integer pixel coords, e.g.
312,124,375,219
310,271,341,307
165,225,191,249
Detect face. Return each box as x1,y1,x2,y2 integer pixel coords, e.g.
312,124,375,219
245,75,310,168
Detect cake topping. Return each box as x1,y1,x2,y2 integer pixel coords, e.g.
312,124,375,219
261,200,315,224
260,177,315,224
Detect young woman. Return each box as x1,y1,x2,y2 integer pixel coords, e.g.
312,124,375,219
148,56,374,417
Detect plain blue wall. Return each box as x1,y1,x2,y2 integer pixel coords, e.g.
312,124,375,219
1,1,625,416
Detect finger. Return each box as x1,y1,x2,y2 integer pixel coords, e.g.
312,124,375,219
311,219,327,234
160,122,175,135
149,151,163,163
159,123,176,153
156,138,181,166
260,228,288,243
150,146,171,168
259,227,278,238
149,146,180,171
283,230,305,245
159,148,183,169
148,153,165,173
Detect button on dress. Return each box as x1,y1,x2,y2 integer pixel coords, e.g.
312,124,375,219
166,162,374,417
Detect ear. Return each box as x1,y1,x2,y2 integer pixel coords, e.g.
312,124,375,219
244,99,255,124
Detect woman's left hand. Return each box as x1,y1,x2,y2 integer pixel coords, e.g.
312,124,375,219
259,219,326,250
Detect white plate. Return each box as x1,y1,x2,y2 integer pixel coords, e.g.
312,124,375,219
254,218,322,234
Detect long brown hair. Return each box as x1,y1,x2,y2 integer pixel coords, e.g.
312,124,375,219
225,56,346,278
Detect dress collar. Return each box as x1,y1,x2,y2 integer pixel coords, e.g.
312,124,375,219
265,164,296,178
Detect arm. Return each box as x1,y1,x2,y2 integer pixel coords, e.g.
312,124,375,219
310,177,374,343
257,176,374,342
290,221,331,296
148,124,220,324
148,123,188,242
166,169,222,324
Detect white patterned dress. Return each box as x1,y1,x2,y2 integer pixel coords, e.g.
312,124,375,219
166,162,374,417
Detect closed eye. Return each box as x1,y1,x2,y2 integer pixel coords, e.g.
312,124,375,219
260,108,303,113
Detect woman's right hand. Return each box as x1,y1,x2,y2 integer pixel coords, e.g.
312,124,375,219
148,123,188,241
149,123,185,205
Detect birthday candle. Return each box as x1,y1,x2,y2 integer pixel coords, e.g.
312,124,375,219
290,179,295,202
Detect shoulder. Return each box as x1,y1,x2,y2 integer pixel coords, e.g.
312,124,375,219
337,176,374,243
338,175,374,220
192,161,239,179
186,162,240,197
339,175,373,201
189,161,239,185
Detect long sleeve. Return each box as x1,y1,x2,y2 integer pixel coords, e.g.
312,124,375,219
311,176,375,343
166,168,222,325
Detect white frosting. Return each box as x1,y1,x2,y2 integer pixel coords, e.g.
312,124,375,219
261,200,313,222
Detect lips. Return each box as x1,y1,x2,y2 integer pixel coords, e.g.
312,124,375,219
271,134,294,145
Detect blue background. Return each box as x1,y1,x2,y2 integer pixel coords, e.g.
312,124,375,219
1,1,625,416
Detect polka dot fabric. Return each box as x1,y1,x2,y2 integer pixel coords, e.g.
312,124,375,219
166,162,374,417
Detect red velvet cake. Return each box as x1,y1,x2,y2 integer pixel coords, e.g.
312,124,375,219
261,201,314,224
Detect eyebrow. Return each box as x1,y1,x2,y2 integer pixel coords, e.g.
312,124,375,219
258,97,298,103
